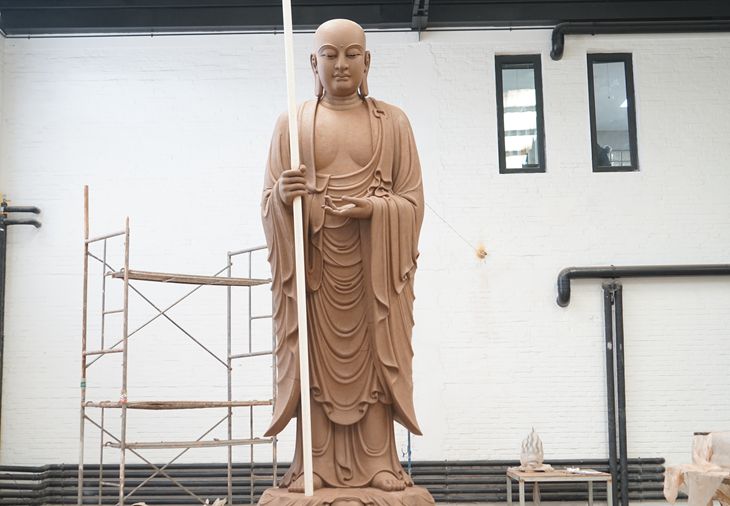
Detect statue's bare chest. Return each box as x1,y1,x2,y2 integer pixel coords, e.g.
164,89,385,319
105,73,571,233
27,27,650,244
314,104,373,174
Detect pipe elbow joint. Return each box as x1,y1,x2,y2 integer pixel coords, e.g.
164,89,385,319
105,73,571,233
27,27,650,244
551,26,566,61
556,267,573,307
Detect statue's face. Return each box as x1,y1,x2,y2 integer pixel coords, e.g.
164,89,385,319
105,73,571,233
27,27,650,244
312,19,370,98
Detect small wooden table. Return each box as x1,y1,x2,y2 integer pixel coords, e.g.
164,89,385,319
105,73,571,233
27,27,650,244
507,468,613,506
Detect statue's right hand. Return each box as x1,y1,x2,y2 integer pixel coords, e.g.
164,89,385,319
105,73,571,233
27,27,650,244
277,165,307,206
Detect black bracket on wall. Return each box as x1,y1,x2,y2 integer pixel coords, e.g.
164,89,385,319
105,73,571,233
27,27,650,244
556,264,730,506
0,198,41,441
411,0,430,31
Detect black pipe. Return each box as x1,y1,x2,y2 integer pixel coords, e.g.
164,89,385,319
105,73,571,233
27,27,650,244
603,283,620,506
0,204,42,444
614,284,630,506
2,205,41,214
557,264,730,307
2,218,42,228
559,265,730,506
0,222,6,443
551,20,730,60
0,459,666,505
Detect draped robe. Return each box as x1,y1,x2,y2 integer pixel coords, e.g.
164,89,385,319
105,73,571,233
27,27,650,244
261,97,424,488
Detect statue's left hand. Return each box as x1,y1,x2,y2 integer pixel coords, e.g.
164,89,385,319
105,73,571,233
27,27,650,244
322,195,373,219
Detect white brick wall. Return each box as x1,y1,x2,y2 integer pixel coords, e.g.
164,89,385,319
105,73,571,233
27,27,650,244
0,29,728,468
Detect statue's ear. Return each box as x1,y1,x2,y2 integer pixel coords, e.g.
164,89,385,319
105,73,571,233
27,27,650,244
310,53,317,73
360,50,371,98
311,53,323,98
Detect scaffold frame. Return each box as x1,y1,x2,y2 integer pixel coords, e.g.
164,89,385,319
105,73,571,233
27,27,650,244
78,186,277,505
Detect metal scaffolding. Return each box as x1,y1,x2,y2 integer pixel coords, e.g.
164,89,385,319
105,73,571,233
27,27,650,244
78,187,277,505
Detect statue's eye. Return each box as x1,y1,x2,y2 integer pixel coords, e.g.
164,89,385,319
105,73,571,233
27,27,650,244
323,52,336,59
347,52,361,59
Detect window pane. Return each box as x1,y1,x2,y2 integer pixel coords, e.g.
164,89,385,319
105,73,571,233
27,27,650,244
590,59,635,169
501,65,541,169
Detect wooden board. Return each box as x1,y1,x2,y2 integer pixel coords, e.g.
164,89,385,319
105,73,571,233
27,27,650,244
107,437,273,449
112,269,270,286
85,399,272,410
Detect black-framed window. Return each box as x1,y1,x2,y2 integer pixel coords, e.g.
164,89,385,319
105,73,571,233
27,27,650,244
495,55,546,174
587,53,638,172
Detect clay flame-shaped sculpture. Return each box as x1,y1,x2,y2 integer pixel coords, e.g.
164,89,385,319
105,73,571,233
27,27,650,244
520,428,545,470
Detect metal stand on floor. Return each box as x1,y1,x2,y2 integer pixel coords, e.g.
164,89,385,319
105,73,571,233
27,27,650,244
78,186,276,505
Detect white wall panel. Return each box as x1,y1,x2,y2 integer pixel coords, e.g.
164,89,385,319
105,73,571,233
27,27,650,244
1,30,728,467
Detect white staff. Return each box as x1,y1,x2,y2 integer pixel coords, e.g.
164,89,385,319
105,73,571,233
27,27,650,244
280,0,314,497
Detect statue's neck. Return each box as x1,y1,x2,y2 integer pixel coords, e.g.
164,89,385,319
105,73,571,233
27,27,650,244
320,94,365,110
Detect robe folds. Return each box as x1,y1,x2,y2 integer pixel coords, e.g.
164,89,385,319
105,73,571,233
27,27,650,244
261,97,424,485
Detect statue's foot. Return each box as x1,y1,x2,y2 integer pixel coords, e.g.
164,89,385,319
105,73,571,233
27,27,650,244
370,471,407,492
403,472,414,487
287,473,323,493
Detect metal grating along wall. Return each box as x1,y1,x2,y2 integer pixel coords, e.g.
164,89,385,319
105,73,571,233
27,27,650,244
0,458,666,505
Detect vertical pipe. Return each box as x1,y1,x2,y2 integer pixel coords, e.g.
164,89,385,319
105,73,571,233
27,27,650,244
119,217,130,506
0,202,38,451
226,253,233,506
602,283,619,506
249,252,253,356
99,239,108,506
0,218,6,444
79,186,90,506
101,240,108,348
271,250,278,488
246,253,254,503
98,408,105,506
407,431,412,477
614,285,630,506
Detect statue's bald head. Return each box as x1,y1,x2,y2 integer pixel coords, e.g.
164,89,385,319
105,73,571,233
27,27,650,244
313,19,366,51
311,19,371,99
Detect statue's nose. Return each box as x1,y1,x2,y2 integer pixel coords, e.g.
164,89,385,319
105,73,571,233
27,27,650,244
335,55,348,69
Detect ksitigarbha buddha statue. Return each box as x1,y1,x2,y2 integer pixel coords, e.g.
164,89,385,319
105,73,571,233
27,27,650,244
259,18,434,506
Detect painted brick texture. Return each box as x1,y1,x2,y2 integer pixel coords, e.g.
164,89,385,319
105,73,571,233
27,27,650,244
0,30,728,468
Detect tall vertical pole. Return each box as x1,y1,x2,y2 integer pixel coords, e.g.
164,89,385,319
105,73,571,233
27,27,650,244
0,217,6,444
602,283,619,506
99,239,108,506
271,256,279,489
407,431,412,477
226,253,234,506
79,186,90,506
248,252,255,504
280,0,314,497
119,217,130,506
614,285,630,506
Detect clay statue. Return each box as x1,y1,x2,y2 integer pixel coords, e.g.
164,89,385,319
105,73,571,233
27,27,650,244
519,428,552,472
664,432,730,506
259,18,434,506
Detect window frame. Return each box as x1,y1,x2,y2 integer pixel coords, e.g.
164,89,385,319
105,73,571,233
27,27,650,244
495,54,547,174
587,53,639,172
